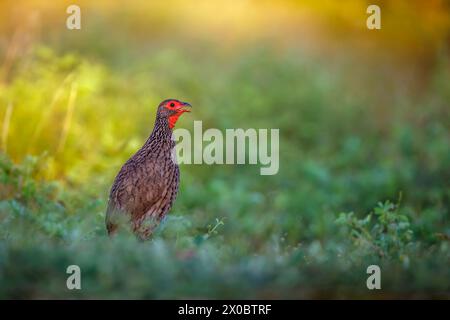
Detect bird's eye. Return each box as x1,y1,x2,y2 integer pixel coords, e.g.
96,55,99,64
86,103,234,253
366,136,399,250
170,103,175,107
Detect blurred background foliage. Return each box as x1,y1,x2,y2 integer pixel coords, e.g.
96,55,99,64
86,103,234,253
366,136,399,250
0,0,449,298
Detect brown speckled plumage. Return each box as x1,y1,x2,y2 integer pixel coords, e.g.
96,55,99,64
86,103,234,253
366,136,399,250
105,99,191,240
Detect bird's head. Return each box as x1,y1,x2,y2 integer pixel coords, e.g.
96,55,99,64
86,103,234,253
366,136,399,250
157,99,192,129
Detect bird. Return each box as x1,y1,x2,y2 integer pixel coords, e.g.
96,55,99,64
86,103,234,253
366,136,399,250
105,99,192,240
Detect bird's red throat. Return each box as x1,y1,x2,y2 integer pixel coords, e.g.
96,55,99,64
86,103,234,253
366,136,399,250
169,110,190,129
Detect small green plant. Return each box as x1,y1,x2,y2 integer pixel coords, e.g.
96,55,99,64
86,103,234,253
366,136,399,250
193,217,225,245
207,217,225,237
0,153,56,204
336,195,415,262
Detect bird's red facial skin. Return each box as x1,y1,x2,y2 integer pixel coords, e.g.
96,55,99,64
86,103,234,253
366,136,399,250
165,100,191,129
164,100,183,111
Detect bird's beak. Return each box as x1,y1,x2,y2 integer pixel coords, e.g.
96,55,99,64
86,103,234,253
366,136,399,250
178,101,192,113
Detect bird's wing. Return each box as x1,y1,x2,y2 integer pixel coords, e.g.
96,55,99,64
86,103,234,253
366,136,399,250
108,159,167,213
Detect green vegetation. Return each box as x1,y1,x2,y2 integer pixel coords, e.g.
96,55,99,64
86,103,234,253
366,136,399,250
0,1,449,298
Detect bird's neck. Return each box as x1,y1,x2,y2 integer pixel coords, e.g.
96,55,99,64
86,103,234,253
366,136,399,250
141,114,175,155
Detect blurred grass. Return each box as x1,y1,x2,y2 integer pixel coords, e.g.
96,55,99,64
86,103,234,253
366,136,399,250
0,0,449,298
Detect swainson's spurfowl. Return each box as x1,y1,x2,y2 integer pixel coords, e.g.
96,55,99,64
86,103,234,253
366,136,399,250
106,99,191,240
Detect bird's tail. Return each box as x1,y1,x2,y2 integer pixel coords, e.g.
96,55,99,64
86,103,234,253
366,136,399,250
105,202,122,237
106,221,118,236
